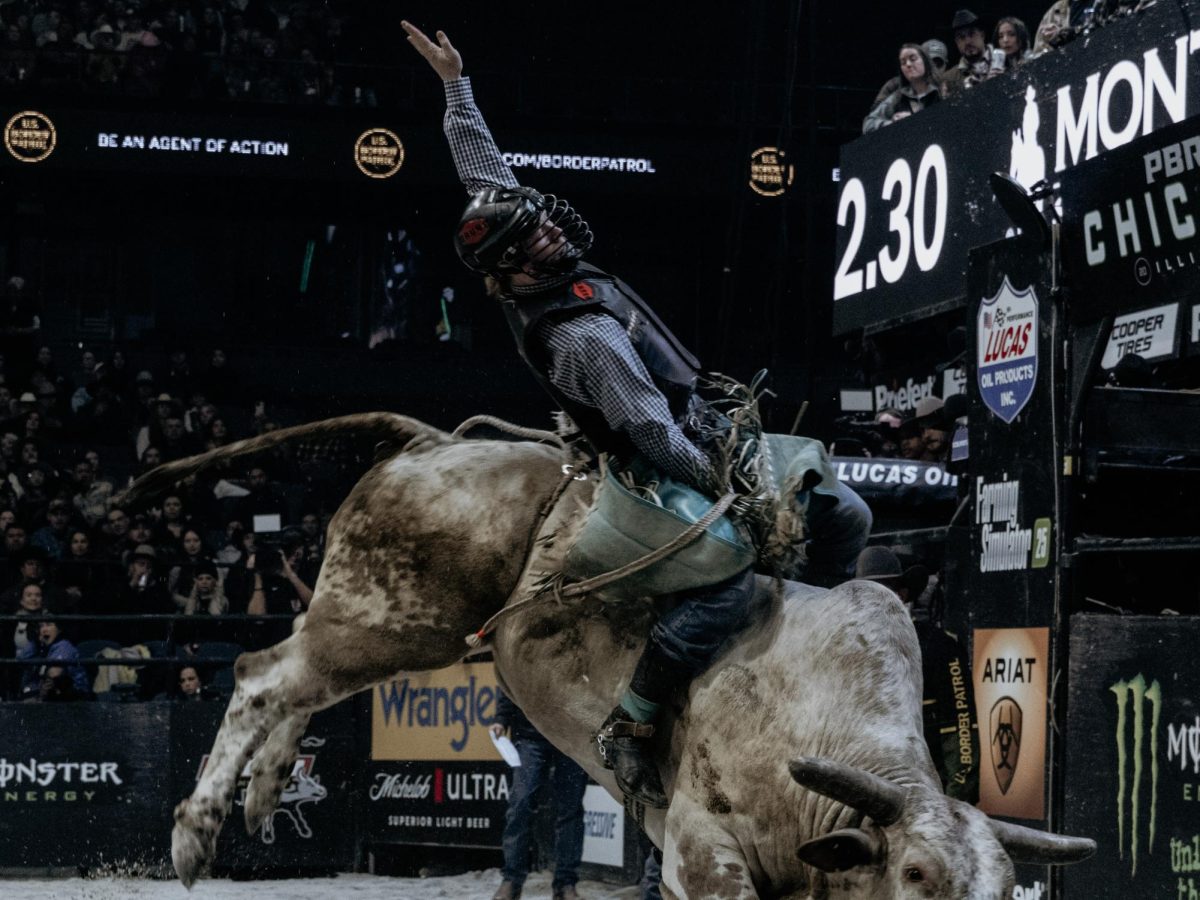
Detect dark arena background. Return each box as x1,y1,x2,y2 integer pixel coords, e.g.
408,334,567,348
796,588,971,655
0,1,1197,898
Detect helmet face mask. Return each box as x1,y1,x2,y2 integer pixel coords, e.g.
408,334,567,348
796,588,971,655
455,187,593,279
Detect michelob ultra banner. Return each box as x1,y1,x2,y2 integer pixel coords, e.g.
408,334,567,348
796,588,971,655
973,627,1049,820
371,660,503,762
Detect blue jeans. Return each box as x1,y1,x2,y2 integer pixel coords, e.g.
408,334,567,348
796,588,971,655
641,847,663,900
644,566,756,684
502,735,589,890
804,479,873,580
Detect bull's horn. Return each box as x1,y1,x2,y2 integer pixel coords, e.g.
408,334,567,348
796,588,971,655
989,819,1097,865
787,757,906,826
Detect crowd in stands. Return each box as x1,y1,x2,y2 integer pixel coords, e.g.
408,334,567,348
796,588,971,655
0,0,385,104
0,273,363,703
864,2,1159,132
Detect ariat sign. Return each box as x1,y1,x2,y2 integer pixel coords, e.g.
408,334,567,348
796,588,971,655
973,628,1049,820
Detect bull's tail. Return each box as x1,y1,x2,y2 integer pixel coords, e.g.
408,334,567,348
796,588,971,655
118,412,446,508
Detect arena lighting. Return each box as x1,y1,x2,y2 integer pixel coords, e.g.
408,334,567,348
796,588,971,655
990,172,1051,251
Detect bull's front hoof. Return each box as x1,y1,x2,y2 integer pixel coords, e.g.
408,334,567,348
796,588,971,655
172,800,217,889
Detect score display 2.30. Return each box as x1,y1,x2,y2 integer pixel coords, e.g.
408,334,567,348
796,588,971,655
833,144,949,301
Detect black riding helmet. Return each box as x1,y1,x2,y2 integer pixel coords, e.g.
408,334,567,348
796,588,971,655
453,185,593,278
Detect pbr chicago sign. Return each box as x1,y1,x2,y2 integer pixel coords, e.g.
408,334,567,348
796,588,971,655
976,277,1038,424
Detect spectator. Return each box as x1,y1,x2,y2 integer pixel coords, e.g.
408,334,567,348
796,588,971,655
874,407,904,457
168,526,211,594
490,688,588,900
156,492,190,545
17,461,55,525
897,417,925,461
99,506,130,558
31,344,67,395
55,527,109,622
993,16,1031,72
2,521,28,573
942,9,992,96
30,497,74,560
173,663,218,700
0,578,45,698
240,535,313,647
0,276,40,387
171,559,230,646
161,408,200,461
198,346,235,404
913,396,951,463
205,416,231,449
107,543,174,646
870,38,948,108
71,456,114,527
161,345,193,400
1,546,72,613
236,465,288,526
856,547,979,802
108,512,156,567
864,43,942,133
1033,0,1071,55
18,616,89,701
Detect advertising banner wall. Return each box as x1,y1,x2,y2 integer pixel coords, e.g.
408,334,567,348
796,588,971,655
973,627,1050,820
833,1,1200,333
367,660,510,848
170,700,359,870
1064,615,1200,900
0,702,170,868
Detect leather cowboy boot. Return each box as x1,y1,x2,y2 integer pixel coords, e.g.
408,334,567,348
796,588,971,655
596,705,668,809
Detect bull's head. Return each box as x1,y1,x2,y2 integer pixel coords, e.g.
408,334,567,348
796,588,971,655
788,757,1094,899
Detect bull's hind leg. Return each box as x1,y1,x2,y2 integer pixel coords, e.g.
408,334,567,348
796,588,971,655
171,632,348,887
242,710,312,835
171,602,475,886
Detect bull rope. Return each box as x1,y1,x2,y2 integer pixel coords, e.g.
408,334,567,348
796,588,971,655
451,414,565,446
464,489,737,648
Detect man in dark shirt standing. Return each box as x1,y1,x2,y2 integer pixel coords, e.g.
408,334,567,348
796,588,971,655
404,22,757,810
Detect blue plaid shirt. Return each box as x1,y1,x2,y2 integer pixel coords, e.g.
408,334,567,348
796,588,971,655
443,77,713,488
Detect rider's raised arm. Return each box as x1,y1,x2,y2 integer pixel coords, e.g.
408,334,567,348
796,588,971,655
443,77,520,194
402,21,518,195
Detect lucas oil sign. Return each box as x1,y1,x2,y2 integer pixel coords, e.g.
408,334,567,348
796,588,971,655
977,277,1039,424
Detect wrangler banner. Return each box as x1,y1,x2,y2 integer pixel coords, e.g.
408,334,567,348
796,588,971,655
371,659,504,762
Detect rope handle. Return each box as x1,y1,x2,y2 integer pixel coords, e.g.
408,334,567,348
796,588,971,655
465,490,738,648
452,414,565,446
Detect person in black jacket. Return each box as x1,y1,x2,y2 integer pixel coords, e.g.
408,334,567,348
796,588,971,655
489,688,588,900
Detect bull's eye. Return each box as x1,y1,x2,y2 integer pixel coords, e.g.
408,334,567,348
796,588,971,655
904,866,925,883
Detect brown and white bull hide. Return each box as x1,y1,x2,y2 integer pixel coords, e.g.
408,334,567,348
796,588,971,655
125,414,1093,899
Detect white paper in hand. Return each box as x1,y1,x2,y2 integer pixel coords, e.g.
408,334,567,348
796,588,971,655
490,731,522,767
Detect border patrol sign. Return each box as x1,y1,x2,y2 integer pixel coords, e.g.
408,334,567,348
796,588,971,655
977,277,1039,424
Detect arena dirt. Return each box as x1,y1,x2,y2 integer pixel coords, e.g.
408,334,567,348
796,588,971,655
0,870,641,899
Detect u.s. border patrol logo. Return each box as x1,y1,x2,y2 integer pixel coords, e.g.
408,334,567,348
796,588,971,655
977,277,1038,424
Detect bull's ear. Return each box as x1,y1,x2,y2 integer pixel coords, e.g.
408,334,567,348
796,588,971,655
797,828,879,872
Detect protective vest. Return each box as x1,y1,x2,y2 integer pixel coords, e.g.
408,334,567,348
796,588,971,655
500,263,701,457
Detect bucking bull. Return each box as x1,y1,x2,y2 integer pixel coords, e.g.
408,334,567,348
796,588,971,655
122,412,1095,899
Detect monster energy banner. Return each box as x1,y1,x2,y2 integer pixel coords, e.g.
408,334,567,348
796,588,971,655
0,702,170,867
1063,615,1200,900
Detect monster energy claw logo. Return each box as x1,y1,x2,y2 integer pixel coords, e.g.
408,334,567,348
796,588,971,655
1111,674,1162,877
